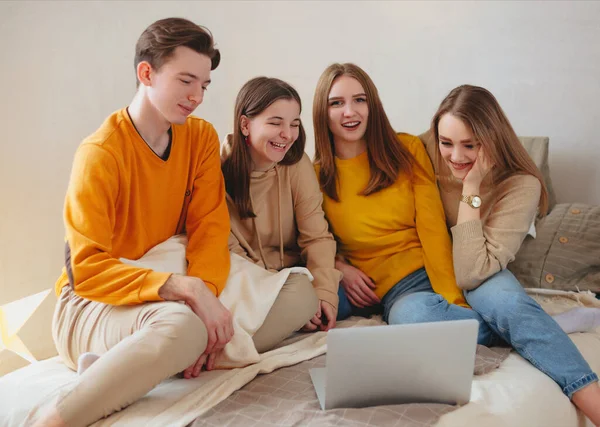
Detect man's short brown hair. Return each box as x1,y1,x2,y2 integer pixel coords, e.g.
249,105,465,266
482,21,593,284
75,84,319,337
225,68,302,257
134,17,220,84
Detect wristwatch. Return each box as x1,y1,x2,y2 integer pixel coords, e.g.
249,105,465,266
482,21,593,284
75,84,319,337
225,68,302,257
460,194,482,209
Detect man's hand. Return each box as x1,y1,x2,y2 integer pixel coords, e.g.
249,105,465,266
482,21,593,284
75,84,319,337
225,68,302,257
182,353,208,379
336,259,380,308
204,351,221,371
159,275,234,369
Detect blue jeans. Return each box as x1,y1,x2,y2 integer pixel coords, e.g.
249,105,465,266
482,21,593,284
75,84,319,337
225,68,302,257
337,267,497,346
465,269,598,398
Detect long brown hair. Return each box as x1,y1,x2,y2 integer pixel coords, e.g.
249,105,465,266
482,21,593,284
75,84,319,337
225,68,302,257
313,63,414,202
134,18,220,87
222,77,306,219
431,85,548,216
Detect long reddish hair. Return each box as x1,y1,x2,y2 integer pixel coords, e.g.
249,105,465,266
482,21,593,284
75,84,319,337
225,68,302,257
313,63,414,201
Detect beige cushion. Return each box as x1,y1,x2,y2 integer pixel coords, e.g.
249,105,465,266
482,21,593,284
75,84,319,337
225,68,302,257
517,137,557,212
508,203,600,293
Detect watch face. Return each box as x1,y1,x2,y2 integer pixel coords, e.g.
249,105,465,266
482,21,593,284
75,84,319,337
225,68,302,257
471,196,482,208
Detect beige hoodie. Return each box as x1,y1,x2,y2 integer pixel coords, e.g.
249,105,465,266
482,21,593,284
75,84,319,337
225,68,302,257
222,138,342,309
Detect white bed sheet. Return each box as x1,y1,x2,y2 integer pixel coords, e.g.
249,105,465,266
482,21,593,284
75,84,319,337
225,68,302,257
437,329,600,427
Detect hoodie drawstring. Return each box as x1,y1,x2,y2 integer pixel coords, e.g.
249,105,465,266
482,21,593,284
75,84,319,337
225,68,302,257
249,165,285,271
276,166,284,270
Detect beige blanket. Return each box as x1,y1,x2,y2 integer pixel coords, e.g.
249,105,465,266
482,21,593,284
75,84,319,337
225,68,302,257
120,234,314,368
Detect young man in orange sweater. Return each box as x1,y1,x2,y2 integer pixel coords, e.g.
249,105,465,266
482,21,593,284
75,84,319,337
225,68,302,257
34,18,232,427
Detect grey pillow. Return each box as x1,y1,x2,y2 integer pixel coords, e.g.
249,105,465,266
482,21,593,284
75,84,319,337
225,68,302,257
508,203,600,293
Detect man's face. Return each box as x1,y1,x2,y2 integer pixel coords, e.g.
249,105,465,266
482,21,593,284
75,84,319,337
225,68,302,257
145,46,212,125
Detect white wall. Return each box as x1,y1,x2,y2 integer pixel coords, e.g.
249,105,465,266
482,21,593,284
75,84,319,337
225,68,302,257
1,0,599,304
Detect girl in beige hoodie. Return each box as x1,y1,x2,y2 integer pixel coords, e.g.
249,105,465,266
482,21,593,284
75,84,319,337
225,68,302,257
222,77,342,353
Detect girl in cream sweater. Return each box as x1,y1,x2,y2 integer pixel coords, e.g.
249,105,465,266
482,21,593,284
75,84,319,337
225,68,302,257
427,84,599,425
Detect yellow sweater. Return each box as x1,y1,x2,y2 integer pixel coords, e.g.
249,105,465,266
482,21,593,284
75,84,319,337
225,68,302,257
318,133,466,306
55,108,231,305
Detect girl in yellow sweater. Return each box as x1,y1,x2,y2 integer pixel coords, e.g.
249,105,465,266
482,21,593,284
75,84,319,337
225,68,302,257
428,85,600,425
312,63,494,345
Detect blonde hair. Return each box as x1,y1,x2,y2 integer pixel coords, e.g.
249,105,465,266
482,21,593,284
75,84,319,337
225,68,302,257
431,85,548,216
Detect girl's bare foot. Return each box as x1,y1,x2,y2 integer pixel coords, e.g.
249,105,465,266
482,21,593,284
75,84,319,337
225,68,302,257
572,382,600,426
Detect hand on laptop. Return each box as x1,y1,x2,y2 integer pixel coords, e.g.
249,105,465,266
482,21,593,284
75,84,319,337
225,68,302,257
335,260,380,308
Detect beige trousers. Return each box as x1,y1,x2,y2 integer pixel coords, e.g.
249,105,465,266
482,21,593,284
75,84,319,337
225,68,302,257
252,273,319,353
52,286,208,427
51,273,317,426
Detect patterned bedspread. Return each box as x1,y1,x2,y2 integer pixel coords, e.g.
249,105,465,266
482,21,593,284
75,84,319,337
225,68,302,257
191,346,510,427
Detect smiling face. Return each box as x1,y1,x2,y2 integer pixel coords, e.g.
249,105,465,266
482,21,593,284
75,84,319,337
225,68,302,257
437,113,481,180
327,75,369,145
143,46,212,125
241,98,301,170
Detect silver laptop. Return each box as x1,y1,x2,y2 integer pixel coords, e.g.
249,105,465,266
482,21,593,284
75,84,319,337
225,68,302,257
310,319,478,410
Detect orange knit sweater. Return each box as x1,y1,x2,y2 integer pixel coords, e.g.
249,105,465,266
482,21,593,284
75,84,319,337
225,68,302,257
55,109,230,305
